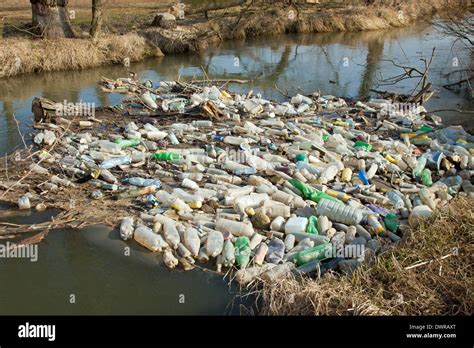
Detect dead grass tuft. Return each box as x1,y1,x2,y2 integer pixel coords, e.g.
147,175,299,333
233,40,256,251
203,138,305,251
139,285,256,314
0,33,163,78
256,197,474,315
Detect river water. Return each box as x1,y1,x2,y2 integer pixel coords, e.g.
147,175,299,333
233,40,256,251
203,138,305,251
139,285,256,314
0,22,472,314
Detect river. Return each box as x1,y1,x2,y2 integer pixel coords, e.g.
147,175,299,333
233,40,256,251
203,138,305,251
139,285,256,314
0,22,472,314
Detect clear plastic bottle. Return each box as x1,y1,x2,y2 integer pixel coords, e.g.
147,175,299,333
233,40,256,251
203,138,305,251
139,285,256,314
315,198,363,225
99,155,131,169
206,231,224,257
412,155,427,177
18,195,31,210
386,190,405,209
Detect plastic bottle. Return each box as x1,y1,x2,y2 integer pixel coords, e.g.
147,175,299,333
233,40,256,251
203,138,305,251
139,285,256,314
163,250,178,269
266,238,286,264
412,155,427,177
163,222,180,249
215,218,254,237
182,178,199,191
99,155,131,169
153,152,182,161
120,217,134,240
384,213,399,232
315,198,363,225
294,242,332,266
324,188,351,202
418,188,436,210
18,195,31,210
51,175,73,187
184,227,200,256
234,236,251,268
341,168,352,182
365,214,385,234
284,234,296,251
114,138,140,148
270,216,286,232
134,225,168,252
306,216,319,234
233,166,257,175
254,243,268,265
366,163,378,179
420,169,433,186
258,202,291,218
222,239,235,267
408,205,433,228
260,262,295,282
386,190,405,209
126,177,162,188
319,165,338,184
98,140,122,154
284,217,308,234
206,231,224,257
289,178,341,203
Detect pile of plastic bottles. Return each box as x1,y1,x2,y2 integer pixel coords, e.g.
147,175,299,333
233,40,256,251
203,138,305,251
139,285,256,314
24,79,474,282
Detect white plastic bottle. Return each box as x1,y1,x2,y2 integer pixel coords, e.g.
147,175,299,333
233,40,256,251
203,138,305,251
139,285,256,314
215,218,255,237
163,222,180,249
184,227,200,256
134,225,168,252
120,217,134,240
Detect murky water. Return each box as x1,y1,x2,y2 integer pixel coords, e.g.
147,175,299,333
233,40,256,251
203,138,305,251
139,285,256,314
0,23,472,314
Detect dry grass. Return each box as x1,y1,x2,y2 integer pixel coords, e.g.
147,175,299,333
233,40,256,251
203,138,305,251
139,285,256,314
0,34,163,78
256,197,474,316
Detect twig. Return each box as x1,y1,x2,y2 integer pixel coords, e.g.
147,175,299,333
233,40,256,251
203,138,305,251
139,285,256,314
12,113,29,153
404,253,454,270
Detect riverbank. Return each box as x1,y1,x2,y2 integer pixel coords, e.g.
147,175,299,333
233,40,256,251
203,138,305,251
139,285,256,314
0,0,468,78
257,197,473,315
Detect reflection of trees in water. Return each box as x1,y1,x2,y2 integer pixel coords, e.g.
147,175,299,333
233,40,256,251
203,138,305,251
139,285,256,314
1,101,20,153
358,38,384,97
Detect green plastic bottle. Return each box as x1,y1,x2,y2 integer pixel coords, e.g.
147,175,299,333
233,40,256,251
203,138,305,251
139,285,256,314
288,179,341,204
420,168,433,187
295,154,308,163
153,152,182,161
114,138,140,148
234,236,251,269
384,213,400,232
354,141,372,151
294,242,332,266
306,216,319,234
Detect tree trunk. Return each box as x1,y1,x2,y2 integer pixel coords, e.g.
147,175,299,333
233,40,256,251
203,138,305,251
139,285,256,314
185,0,248,15
90,0,103,40
30,0,75,38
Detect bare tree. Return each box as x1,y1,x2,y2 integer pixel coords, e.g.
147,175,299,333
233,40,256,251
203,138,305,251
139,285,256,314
30,0,75,38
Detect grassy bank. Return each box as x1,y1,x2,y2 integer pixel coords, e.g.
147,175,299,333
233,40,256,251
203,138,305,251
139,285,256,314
0,0,467,77
256,197,473,316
